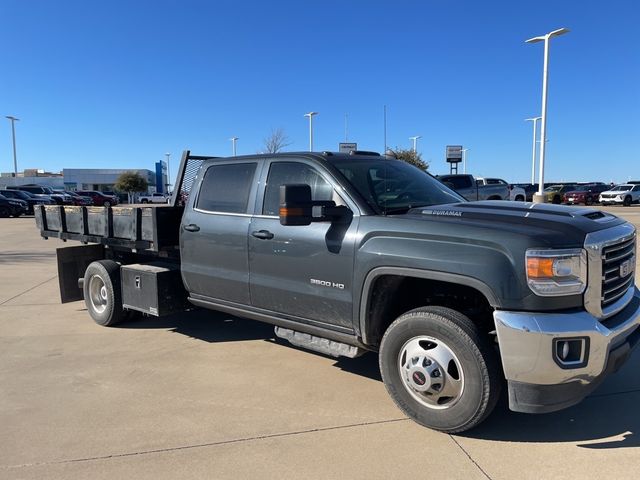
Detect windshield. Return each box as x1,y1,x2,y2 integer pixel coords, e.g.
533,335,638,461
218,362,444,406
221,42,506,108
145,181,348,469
544,186,561,192
611,185,631,191
329,157,465,214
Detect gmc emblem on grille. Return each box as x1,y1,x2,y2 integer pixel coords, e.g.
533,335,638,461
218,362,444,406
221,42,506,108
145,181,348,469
620,259,633,278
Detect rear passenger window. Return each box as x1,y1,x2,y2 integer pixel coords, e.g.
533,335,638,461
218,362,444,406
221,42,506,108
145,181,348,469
196,163,257,213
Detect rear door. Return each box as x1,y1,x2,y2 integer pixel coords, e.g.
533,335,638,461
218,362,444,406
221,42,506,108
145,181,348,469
248,159,359,330
180,160,260,304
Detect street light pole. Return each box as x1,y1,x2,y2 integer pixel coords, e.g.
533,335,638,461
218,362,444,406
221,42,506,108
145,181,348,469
230,137,238,156
526,27,569,203
409,135,422,153
525,117,541,184
164,152,171,193
304,112,318,151
461,148,470,174
5,116,19,176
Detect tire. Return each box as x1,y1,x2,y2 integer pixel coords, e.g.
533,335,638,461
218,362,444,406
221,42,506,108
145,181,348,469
0,206,10,218
379,306,501,433
83,260,125,327
11,212,23,217
103,201,111,208
623,196,632,207
552,195,561,204
141,199,148,204
586,196,593,206
515,195,524,202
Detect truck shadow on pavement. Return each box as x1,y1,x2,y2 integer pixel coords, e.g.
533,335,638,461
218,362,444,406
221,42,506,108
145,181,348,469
116,308,638,449
459,352,640,449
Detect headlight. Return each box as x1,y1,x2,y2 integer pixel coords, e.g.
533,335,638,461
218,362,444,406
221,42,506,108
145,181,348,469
526,248,587,296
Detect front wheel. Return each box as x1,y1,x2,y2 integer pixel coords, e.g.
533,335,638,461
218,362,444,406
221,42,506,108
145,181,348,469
623,196,632,207
141,199,149,204
515,195,525,202
0,206,10,218
103,201,111,207
379,306,501,433
83,260,125,326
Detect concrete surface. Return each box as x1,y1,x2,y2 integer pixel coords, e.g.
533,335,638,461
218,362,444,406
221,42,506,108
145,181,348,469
1,205,639,480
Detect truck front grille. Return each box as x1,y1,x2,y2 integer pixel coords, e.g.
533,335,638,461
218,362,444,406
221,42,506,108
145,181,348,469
602,236,636,308
584,223,636,320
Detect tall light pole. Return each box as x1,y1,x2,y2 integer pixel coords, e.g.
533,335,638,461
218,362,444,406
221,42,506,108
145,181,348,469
229,137,238,156
525,117,541,184
5,116,19,176
461,148,470,174
304,112,318,151
409,135,422,153
526,27,569,203
164,152,171,193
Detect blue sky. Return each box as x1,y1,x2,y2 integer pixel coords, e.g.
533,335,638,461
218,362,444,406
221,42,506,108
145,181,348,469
1,0,638,184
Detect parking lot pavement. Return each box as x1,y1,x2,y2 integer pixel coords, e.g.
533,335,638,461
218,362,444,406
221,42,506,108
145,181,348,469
1,206,639,480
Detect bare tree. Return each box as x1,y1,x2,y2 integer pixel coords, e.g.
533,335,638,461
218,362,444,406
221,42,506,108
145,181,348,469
263,128,292,153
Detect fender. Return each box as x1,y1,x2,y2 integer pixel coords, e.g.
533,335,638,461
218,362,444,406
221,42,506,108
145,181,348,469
358,266,499,345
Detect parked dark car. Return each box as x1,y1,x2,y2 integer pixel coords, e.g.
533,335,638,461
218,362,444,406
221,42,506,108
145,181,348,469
563,184,610,205
75,190,119,207
62,191,93,206
7,184,69,205
0,189,54,214
0,194,28,217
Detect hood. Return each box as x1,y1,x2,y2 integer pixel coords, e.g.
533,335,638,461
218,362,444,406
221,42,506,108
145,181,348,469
403,200,627,247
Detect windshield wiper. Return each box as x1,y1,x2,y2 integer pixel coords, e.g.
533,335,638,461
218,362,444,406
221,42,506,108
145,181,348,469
383,204,433,215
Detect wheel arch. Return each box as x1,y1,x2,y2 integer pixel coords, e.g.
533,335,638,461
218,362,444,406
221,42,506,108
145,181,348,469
359,267,498,347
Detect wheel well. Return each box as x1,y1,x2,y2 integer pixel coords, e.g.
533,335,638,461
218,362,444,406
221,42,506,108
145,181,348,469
515,195,524,201
487,195,501,200
363,275,495,348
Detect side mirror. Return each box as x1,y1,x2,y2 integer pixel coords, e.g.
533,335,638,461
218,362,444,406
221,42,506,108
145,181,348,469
279,184,351,226
279,184,313,226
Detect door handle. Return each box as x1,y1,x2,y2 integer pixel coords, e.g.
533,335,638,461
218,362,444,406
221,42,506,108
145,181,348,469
183,224,200,232
251,230,274,240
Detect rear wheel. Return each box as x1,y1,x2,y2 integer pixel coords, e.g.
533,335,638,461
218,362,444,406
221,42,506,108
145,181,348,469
379,306,501,433
0,206,10,218
103,201,111,207
623,196,632,207
83,260,124,326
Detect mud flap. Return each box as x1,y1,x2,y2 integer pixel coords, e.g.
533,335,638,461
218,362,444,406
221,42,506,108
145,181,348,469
56,244,105,303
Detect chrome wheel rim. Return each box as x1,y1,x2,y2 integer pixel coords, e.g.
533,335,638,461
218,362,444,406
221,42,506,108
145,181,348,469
89,275,108,314
398,336,464,410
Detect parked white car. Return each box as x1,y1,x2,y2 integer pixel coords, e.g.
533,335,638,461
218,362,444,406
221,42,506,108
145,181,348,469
599,184,640,206
139,193,170,204
475,177,526,201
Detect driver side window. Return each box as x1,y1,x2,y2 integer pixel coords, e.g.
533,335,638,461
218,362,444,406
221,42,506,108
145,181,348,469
262,162,343,216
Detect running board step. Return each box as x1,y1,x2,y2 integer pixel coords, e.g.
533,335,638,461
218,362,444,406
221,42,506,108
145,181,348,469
274,327,365,358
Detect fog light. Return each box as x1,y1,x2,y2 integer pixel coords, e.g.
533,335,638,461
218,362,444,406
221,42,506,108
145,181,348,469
553,337,589,369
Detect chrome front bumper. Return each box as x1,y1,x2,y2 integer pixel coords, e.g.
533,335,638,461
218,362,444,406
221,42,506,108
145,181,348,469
494,287,640,413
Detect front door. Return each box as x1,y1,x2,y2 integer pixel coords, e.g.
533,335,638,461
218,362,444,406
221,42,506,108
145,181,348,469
249,160,359,330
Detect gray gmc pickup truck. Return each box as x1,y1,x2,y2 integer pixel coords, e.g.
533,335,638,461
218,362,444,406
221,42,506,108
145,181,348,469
35,150,639,433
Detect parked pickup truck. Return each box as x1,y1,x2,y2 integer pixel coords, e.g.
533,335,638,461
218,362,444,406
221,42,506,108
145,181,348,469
139,192,171,204
437,174,509,201
34,150,639,433
475,177,526,202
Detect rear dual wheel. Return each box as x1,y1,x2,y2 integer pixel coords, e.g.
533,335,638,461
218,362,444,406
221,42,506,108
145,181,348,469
83,260,125,326
379,306,501,433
